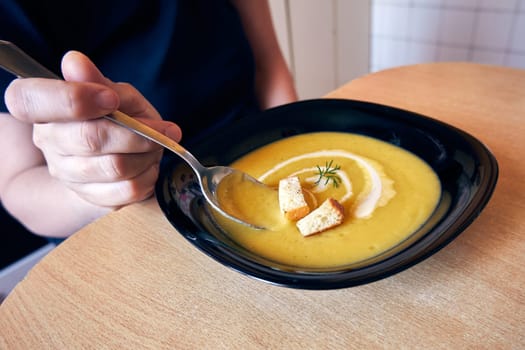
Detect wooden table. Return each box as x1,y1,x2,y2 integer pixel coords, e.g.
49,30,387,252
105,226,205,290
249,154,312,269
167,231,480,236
1,63,524,349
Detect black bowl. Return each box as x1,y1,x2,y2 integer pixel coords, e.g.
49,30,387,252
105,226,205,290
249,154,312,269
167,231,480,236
155,99,498,289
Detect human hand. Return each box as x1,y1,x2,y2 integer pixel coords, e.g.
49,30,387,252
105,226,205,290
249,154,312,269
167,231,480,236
4,51,182,208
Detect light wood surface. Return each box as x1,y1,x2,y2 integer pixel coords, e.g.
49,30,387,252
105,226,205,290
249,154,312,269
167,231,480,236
1,63,524,349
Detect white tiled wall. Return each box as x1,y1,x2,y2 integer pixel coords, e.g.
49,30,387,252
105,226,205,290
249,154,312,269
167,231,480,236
371,0,525,72
270,0,371,99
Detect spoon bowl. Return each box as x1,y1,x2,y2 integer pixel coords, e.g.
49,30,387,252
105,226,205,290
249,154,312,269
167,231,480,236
0,40,264,229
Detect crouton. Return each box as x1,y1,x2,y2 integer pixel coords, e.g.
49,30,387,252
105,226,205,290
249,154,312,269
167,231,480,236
296,198,345,236
279,176,310,221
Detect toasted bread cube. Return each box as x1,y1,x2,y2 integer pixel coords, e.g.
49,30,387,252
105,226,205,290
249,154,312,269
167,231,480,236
296,198,344,236
279,176,310,221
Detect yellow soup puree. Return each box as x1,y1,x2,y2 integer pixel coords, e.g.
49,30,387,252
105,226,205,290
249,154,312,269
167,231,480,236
214,132,441,268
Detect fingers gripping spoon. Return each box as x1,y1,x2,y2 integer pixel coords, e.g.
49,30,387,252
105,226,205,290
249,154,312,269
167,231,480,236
0,40,265,229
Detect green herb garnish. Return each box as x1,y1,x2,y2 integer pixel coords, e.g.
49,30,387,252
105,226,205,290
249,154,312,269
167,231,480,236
315,160,341,188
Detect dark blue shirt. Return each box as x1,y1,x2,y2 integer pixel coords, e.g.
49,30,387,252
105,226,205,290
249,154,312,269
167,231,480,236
0,0,258,140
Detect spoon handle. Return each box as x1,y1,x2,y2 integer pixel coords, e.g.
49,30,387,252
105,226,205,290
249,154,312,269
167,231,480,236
108,110,201,170
0,40,57,79
0,40,204,173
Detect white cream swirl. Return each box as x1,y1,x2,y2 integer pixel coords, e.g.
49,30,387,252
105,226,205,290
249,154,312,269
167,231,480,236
258,150,394,218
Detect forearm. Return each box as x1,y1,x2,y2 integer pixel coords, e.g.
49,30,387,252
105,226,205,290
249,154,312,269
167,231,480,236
2,165,111,238
254,54,298,109
231,0,298,109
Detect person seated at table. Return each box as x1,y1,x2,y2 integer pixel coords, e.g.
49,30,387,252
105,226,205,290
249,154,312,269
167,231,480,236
0,0,297,239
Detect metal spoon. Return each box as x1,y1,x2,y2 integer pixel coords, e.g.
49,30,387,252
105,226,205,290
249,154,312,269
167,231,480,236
0,40,264,229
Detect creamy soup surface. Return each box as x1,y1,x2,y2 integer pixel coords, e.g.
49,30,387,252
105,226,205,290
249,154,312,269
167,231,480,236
214,132,441,268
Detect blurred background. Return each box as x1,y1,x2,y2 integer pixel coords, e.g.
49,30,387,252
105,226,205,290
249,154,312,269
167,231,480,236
270,0,525,99
2,0,524,301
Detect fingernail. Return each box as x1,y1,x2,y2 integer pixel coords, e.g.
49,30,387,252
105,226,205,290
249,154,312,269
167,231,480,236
96,90,118,110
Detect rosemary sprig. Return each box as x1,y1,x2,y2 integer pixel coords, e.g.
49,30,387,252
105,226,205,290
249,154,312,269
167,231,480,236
314,160,341,188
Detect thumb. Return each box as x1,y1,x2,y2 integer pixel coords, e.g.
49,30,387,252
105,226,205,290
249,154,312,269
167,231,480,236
61,50,110,85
